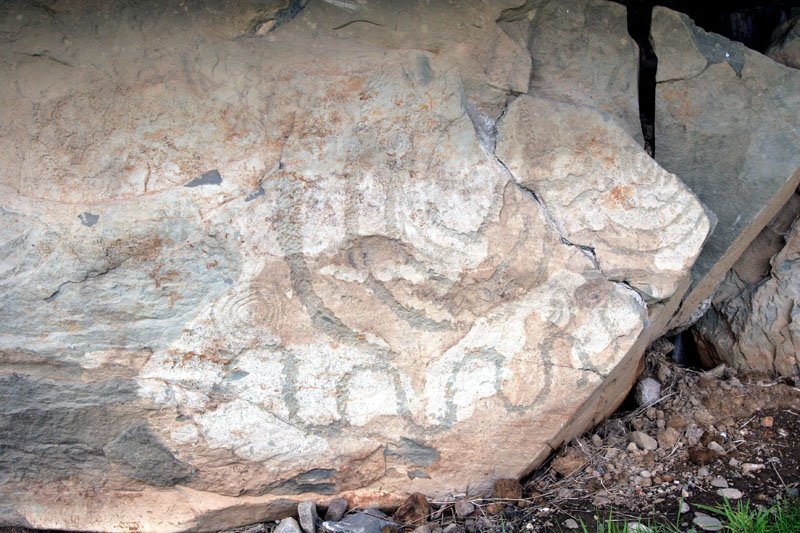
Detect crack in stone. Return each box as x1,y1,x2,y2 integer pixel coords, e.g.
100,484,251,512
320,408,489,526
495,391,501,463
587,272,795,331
43,262,123,301
471,98,655,307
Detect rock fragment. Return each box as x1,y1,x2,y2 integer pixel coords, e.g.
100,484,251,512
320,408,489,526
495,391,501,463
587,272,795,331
741,463,765,474
767,15,800,69
392,493,430,526
630,431,658,452
454,500,475,519
707,441,725,454
652,7,800,331
635,378,662,407
658,427,680,449
277,518,304,533
693,513,723,531
718,488,743,500
321,510,396,533
688,447,717,465
710,477,728,488
324,499,349,522
298,500,318,533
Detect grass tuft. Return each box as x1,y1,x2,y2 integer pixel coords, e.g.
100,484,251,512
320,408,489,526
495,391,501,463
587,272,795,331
557,496,799,533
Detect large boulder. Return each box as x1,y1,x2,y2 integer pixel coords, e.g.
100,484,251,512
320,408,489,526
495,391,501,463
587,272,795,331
0,1,709,531
693,190,800,375
651,7,800,331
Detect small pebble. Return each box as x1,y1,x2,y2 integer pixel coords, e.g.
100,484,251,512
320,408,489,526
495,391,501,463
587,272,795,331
693,513,723,531
275,518,303,533
564,518,580,530
485,503,504,515
630,431,658,451
635,377,661,406
324,498,348,522
454,500,475,518
697,467,710,477
718,488,743,500
741,463,764,474
707,441,725,453
761,416,774,428
710,478,728,488
593,494,612,507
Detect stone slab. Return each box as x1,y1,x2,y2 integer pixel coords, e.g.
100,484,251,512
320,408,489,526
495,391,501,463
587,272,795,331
652,7,800,329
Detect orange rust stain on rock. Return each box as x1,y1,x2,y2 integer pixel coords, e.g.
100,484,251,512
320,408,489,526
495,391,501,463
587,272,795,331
661,86,693,120
180,350,224,366
606,184,635,210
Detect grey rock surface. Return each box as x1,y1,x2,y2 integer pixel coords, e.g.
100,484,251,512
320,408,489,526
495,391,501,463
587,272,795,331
320,510,396,533
768,16,800,69
298,500,318,533
498,0,642,142
693,190,800,375
324,499,349,523
454,500,475,519
276,518,304,533
652,7,800,329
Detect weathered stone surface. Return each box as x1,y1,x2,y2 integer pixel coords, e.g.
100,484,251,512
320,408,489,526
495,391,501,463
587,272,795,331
496,96,710,301
498,0,642,143
693,191,800,375
652,7,800,329
768,16,800,70
491,478,523,500
0,1,710,531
